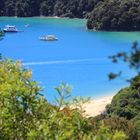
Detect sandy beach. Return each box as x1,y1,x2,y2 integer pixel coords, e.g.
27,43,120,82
83,95,113,117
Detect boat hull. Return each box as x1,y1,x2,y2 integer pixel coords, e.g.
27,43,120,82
3,30,18,32
40,38,58,41
39,37,58,41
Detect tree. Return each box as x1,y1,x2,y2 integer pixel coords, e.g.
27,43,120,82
4,0,16,16
87,0,140,31
0,59,128,139
0,59,44,139
0,0,101,18
0,0,5,16
109,41,140,80
104,42,140,139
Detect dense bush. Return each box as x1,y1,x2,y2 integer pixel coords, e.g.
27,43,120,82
106,75,140,139
106,84,140,120
0,59,128,139
105,41,140,139
87,0,140,31
0,0,101,18
103,117,139,140
1,0,140,31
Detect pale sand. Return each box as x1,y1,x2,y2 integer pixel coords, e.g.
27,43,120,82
83,95,113,117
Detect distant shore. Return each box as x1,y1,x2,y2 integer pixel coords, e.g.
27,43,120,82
83,95,113,117
0,16,86,20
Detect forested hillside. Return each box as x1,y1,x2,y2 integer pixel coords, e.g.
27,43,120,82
1,0,140,31
0,0,101,18
87,0,140,31
106,77,140,139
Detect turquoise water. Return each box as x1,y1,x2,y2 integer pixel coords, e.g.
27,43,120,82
0,17,139,101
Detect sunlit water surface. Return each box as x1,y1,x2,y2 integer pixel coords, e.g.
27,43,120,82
0,17,139,101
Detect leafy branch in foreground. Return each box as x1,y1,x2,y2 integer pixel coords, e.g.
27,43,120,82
54,82,72,111
105,42,140,139
0,58,128,140
108,41,140,80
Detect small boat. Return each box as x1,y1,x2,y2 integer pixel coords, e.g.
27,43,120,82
3,25,19,32
39,35,58,41
25,24,30,27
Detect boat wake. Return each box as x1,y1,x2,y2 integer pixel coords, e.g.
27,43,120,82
23,58,107,66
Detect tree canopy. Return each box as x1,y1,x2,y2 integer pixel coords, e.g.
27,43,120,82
106,78,140,139
104,42,140,139
0,59,128,139
1,0,140,31
0,0,101,18
87,0,140,31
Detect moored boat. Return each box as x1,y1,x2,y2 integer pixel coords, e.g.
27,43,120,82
3,25,19,32
39,35,58,41
25,24,30,27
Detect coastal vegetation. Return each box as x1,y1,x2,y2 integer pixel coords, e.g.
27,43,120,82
0,41,140,139
0,57,140,139
0,59,128,140
87,0,140,31
1,0,140,31
0,0,140,138
105,42,140,139
0,0,100,18
106,80,140,139
108,41,140,81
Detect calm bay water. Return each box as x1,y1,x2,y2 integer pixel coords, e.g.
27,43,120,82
0,17,139,101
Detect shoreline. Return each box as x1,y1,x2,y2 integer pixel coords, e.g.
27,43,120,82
0,16,85,20
1,16,139,32
83,95,114,117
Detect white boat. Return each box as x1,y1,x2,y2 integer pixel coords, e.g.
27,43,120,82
25,24,30,27
3,25,18,32
39,35,58,41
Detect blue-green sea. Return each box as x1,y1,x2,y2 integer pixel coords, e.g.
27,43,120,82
0,17,139,101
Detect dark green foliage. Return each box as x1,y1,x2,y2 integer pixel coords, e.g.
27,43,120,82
108,72,122,80
4,0,16,16
131,75,140,90
103,117,139,140
1,0,140,31
0,0,5,16
106,41,140,139
40,0,56,16
109,42,140,81
87,0,140,31
0,0,101,18
133,114,140,136
106,76,140,139
106,86,140,119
